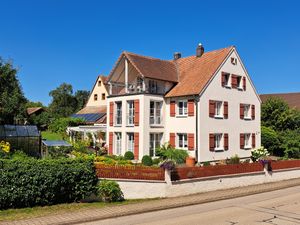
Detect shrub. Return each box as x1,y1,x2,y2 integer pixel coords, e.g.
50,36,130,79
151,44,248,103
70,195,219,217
227,154,240,164
142,155,153,166
279,129,300,159
0,158,98,210
124,151,134,160
202,161,211,166
152,158,161,165
156,143,188,164
98,179,124,202
251,146,270,162
261,126,282,156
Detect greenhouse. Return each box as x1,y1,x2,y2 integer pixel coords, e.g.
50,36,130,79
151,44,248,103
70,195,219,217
0,125,41,157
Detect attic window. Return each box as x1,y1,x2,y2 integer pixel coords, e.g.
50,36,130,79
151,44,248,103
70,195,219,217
94,94,98,101
98,80,102,86
102,93,105,100
231,57,237,65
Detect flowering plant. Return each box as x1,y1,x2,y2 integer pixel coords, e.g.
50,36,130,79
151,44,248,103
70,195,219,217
251,146,270,162
0,141,10,154
159,160,175,170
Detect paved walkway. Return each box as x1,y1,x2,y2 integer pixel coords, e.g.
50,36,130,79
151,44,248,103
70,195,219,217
2,178,300,225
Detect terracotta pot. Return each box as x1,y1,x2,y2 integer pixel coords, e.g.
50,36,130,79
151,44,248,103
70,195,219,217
186,157,196,167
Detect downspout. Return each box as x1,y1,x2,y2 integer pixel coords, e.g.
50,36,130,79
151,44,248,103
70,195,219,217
195,95,200,162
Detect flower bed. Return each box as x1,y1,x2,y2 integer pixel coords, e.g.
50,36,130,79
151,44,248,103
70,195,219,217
95,163,165,181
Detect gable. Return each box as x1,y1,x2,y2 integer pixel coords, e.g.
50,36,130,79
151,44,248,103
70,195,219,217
86,76,109,107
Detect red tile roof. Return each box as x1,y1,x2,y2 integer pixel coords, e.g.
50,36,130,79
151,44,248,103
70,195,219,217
26,107,44,116
260,92,300,110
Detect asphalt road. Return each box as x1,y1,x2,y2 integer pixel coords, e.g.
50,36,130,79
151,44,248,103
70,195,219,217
83,185,300,225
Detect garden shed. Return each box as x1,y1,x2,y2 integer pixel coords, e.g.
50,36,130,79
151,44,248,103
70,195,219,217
41,140,72,158
0,125,41,157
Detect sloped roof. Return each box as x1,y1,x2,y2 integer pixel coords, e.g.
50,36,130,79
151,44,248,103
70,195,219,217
260,92,300,110
76,106,106,114
165,46,233,97
26,107,44,116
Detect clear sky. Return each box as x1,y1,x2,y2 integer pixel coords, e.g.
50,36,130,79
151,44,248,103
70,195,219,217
0,0,299,105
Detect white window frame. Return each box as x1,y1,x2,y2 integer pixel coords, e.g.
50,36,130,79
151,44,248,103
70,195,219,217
244,104,251,120
149,133,162,157
150,101,162,125
215,133,223,151
237,76,243,89
149,80,158,93
127,101,134,126
215,101,223,118
115,102,122,126
127,133,134,152
115,132,122,155
244,133,251,149
177,100,188,116
177,133,188,149
224,73,230,87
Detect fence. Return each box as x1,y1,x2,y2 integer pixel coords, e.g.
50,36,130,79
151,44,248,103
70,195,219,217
95,163,165,181
271,160,300,170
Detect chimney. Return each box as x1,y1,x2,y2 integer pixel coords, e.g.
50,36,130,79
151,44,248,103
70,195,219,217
196,43,204,57
173,52,181,60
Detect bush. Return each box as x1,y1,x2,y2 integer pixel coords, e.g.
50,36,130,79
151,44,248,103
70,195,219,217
98,179,124,202
152,158,161,165
0,158,98,210
227,154,240,164
251,147,270,162
156,143,189,164
142,155,153,166
124,151,134,160
279,129,300,159
261,126,282,156
202,161,211,166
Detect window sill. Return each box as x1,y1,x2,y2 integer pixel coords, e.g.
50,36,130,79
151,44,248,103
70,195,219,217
244,146,252,149
150,124,164,128
114,125,122,127
214,115,224,119
244,117,252,120
214,148,224,152
176,115,188,118
126,125,134,127
237,87,244,91
225,85,231,89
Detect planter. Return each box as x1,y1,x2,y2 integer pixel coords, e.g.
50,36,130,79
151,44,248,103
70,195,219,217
186,157,195,167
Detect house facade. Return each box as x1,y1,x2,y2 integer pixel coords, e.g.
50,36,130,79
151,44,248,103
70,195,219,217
106,45,261,162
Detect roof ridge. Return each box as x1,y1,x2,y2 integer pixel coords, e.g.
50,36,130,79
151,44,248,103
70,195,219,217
124,51,173,63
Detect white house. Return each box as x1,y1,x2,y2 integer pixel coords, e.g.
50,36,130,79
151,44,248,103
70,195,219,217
106,44,261,162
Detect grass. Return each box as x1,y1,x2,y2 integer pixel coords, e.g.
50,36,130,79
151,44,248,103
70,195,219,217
0,199,148,221
41,131,64,140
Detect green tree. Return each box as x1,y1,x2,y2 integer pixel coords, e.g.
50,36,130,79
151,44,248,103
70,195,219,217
279,129,300,159
261,126,282,156
0,59,27,124
74,90,90,111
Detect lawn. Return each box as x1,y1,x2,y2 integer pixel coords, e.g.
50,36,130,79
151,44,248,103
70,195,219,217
0,199,149,221
41,131,64,140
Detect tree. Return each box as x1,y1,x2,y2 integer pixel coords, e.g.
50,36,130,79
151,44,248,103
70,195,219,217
74,90,90,111
279,129,300,159
48,83,77,118
261,126,282,156
0,59,27,124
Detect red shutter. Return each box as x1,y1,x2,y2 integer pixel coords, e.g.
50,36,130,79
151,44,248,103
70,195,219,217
209,134,215,151
243,77,246,91
252,133,256,148
224,133,229,150
134,133,139,160
231,75,237,88
224,101,228,119
209,100,215,117
109,132,113,155
240,133,245,149
188,99,194,116
109,102,114,126
169,133,175,147
221,72,226,87
134,99,139,126
170,101,176,117
251,105,255,120
188,133,194,150
240,104,244,119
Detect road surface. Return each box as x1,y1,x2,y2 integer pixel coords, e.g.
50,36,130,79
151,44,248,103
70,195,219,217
83,185,300,225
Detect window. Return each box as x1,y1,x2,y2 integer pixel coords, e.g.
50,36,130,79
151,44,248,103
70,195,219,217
244,133,251,149
237,76,242,89
127,101,134,126
115,132,122,155
136,77,144,93
149,133,162,157
98,80,102,86
94,94,98,101
178,100,187,116
222,72,230,87
150,101,162,125
127,133,134,152
178,133,188,149
244,104,251,119
115,102,122,125
215,133,223,150
215,101,223,117
231,57,237,65
149,80,158,93
101,93,105,100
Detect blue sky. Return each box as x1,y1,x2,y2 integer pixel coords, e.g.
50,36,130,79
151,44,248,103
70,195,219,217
0,0,299,105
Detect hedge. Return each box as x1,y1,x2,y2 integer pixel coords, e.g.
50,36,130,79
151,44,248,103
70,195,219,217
0,158,98,210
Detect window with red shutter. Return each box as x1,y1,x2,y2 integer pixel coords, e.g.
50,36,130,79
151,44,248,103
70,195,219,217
188,133,194,150
134,100,139,126
169,133,175,147
221,72,226,87
134,133,139,160
252,133,256,148
243,77,246,91
109,102,114,126
188,99,194,116
251,105,255,120
240,133,245,149
209,134,215,151
231,75,237,88
170,101,175,117
209,100,215,117
224,101,228,119
109,132,113,155
240,104,244,119
224,133,229,150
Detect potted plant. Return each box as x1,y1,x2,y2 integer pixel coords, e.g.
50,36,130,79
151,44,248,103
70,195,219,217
185,156,195,167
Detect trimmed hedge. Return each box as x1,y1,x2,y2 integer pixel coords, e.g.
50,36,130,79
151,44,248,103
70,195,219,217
0,158,98,210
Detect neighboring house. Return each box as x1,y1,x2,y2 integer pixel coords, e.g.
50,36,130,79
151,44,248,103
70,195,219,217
106,44,261,162
26,107,44,117
69,75,109,144
260,92,300,110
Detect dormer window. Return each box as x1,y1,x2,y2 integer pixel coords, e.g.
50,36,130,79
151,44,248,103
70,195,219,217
149,80,158,93
94,94,98,101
